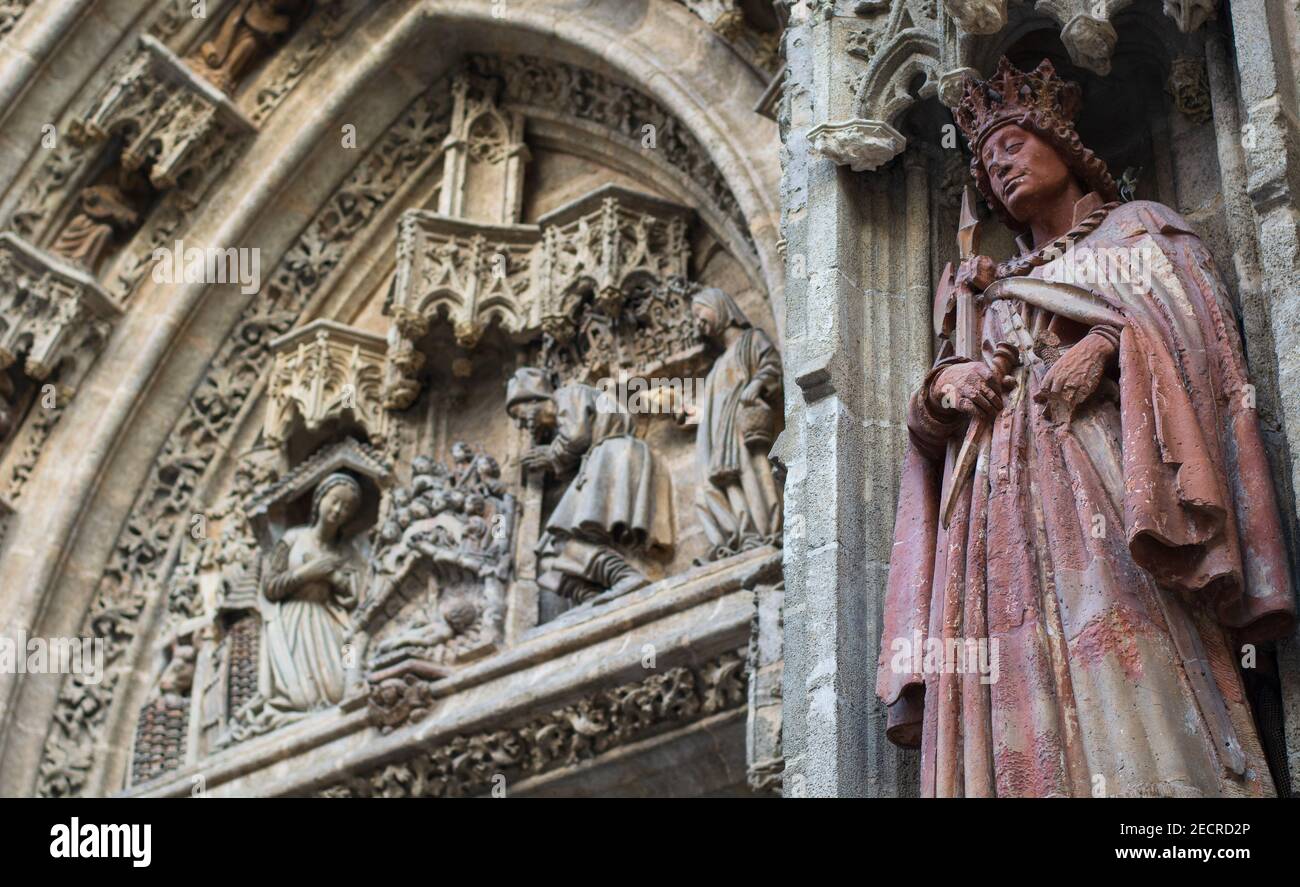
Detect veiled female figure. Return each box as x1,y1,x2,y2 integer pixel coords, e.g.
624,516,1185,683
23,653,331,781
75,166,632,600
258,473,362,717
690,287,783,560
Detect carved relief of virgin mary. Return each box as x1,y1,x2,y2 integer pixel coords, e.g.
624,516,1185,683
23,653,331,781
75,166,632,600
229,472,362,737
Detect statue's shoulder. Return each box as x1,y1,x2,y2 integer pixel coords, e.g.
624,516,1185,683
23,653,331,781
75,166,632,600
278,526,308,546
1100,200,1199,239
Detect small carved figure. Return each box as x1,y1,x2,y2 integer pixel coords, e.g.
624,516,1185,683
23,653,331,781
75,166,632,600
231,473,362,736
688,287,783,560
192,0,308,94
507,367,672,602
49,184,140,271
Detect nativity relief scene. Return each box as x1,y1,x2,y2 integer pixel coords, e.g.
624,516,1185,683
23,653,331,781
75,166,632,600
4,0,1300,808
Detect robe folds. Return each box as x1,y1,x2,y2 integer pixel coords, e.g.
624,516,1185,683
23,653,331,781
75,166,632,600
260,528,358,713
694,327,783,551
877,196,1295,797
542,383,673,551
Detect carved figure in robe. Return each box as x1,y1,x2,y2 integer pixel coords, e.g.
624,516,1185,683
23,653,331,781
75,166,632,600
877,58,1295,797
49,184,139,271
193,0,307,93
231,473,361,736
688,287,783,560
507,367,672,601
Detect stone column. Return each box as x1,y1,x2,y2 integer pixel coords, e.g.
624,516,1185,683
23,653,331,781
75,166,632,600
777,4,923,798
1227,0,1300,794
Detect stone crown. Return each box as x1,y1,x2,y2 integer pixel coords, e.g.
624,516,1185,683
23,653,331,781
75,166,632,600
955,58,1083,151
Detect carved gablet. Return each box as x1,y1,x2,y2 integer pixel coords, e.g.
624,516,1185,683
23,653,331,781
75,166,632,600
78,35,256,194
264,320,390,451
0,232,121,394
384,185,693,407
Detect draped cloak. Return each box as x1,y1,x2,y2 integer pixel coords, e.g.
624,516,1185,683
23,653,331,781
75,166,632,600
694,326,783,550
541,383,673,551
259,528,358,713
877,195,1295,797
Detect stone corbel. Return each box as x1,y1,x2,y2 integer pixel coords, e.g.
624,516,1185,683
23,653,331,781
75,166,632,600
938,66,979,109
0,232,120,390
1163,0,1216,33
942,0,1008,35
1032,1,1132,77
77,35,255,195
807,118,907,172
1058,13,1119,76
264,320,390,450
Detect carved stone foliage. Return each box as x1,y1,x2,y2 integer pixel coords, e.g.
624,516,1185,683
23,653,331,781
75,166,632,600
264,320,389,449
361,444,517,729
318,648,749,797
249,0,361,125
38,79,455,798
1168,55,1211,124
0,0,31,42
384,185,695,406
0,233,121,387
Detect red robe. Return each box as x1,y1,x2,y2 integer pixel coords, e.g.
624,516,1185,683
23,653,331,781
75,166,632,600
878,194,1295,797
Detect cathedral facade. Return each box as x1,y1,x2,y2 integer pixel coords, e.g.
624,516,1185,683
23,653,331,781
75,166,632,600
0,0,1296,798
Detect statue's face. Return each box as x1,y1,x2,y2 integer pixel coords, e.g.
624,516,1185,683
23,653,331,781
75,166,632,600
692,303,720,338
318,484,359,532
980,124,1077,224
510,397,556,438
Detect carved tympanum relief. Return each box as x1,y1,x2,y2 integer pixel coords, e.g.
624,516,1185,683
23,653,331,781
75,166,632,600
71,48,780,793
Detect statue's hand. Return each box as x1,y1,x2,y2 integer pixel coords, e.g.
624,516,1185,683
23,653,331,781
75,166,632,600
296,555,339,583
956,255,997,294
1034,332,1115,422
929,361,1003,422
520,446,552,473
739,379,765,406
